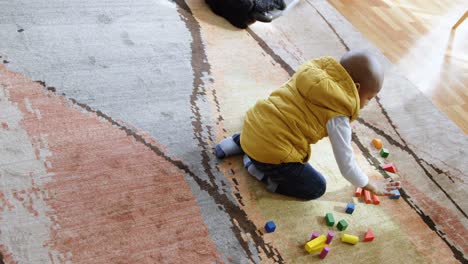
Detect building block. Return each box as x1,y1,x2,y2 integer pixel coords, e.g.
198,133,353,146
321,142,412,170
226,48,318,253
325,213,335,227
389,189,401,199
380,148,390,158
319,246,330,259
326,231,334,244
311,243,329,253
337,219,348,231
305,240,329,254
304,235,326,253
372,194,380,205
364,228,375,242
382,163,397,173
310,231,320,241
265,221,276,233
355,187,363,197
363,190,372,204
341,234,359,245
372,138,382,149
345,202,355,214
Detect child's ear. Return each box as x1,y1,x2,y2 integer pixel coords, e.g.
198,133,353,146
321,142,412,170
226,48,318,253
355,83,361,90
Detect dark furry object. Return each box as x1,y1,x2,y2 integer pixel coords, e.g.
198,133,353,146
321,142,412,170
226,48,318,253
205,0,287,29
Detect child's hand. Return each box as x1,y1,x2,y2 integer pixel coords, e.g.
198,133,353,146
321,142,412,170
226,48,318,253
364,178,401,196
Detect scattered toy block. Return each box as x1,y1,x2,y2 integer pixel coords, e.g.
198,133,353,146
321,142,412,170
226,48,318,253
310,231,320,241
325,213,335,227
341,234,359,245
380,148,390,158
372,194,380,205
337,219,348,231
304,235,326,253
319,246,330,259
345,202,355,214
355,187,363,197
372,138,382,149
265,221,276,233
326,231,334,244
364,228,375,242
389,189,401,199
363,190,372,204
311,243,329,253
382,163,397,173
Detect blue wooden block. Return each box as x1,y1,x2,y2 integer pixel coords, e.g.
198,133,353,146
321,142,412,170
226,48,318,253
265,221,276,233
345,202,355,214
389,189,401,199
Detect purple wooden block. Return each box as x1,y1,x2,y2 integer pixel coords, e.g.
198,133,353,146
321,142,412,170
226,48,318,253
310,231,320,241
326,231,334,244
319,246,330,259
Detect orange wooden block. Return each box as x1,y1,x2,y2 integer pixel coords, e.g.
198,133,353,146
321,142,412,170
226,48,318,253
372,193,380,205
355,187,363,197
363,190,371,204
382,163,397,173
364,228,375,242
372,138,382,149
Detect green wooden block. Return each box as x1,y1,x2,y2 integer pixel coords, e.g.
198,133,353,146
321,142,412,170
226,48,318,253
325,213,335,226
380,148,390,158
337,219,348,231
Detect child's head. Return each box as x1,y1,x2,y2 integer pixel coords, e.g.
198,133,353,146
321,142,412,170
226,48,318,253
340,50,384,109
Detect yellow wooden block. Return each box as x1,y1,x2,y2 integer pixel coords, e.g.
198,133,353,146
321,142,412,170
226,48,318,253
341,234,359,245
307,242,330,253
304,235,326,253
315,243,330,252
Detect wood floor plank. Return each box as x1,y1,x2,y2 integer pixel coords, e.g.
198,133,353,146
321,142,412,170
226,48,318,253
328,0,468,133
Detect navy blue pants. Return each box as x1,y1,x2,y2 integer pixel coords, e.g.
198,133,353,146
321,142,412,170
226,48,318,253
232,134,326,200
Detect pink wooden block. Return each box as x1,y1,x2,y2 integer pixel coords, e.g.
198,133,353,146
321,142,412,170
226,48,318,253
319,246,330,259
326,231,334,244
310,231,320,241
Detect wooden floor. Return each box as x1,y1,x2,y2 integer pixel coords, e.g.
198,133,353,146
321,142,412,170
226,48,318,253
327,0,468,134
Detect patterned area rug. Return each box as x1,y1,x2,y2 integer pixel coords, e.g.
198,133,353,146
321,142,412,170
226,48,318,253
0,0,466,263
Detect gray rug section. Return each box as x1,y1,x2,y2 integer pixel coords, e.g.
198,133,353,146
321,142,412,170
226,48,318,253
0,0,247,261
0,0,195,160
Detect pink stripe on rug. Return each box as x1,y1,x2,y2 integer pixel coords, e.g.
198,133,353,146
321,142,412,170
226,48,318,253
1,65,221,263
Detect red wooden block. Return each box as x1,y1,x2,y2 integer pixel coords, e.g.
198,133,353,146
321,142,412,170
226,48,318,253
364,228,375,242
355,187,363,197
363,190,371,204
382,163,397,173
372,194,380,205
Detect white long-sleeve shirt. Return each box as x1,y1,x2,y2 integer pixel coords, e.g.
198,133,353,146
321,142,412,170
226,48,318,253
326,116,369,187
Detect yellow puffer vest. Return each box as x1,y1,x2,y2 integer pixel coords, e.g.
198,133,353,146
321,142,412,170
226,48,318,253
240,57,360,164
